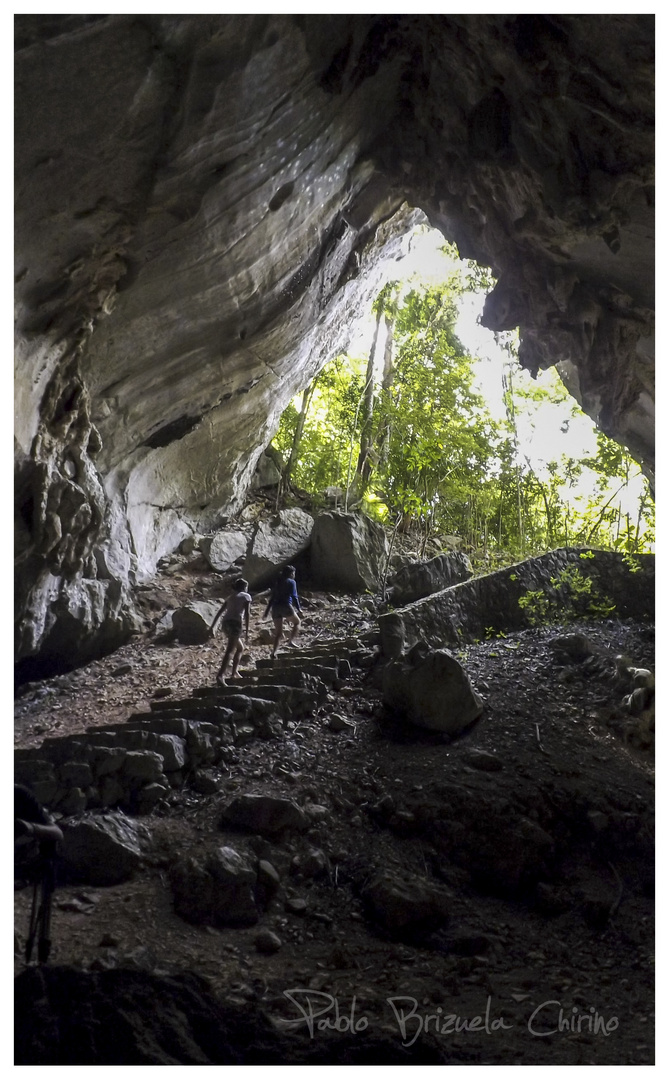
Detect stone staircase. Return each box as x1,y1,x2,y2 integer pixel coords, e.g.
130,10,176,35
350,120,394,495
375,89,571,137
15,634,378,818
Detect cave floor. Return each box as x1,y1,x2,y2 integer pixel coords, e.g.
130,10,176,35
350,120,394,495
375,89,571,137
14,557,654,1065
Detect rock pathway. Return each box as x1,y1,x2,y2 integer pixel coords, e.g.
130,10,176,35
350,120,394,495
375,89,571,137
14,577,655,1065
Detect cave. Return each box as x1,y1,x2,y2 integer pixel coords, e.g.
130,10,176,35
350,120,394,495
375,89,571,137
14,14,654,1067
15,13,654,670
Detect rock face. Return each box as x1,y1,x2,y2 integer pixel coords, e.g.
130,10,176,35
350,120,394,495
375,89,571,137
14,965,452,1064
383,646,484,735
14,15,654,670
388,552,473,606
310,511,388,592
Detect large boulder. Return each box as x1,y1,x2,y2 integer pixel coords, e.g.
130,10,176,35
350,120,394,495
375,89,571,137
60,812,152,885
389,552,473,606
309,512,388,592
171,601,221,645
382,646,484,736
200,529,251,574
242,509,314,588
170,846,258,927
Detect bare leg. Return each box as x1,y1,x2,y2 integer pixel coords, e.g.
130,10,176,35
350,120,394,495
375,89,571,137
271,617,283,659
287,612,301,647
230,640,244,678
217,636,238,685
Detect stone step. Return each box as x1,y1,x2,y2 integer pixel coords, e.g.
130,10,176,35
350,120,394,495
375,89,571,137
255,654,340,670
307,632,379,650
245,661,340,684
264,637,376,662
123,715,233,736
145,696,246,717
224,674,334,696
192,683,323,708
148,684,321,720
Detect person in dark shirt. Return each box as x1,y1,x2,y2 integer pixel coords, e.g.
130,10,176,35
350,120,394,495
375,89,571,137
263,565,302,659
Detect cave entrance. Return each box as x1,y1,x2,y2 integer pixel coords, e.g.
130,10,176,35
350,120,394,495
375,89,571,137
271,224,654,570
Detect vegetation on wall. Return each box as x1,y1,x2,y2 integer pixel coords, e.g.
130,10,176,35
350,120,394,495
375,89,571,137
271,261,654,570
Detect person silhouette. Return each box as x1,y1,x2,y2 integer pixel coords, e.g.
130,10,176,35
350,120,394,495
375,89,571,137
263,565,302,659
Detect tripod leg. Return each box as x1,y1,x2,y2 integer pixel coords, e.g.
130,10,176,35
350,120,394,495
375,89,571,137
38,880,53,964
25,881,40,963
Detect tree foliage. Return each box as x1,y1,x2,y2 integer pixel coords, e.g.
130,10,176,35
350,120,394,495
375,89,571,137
272,273,653,567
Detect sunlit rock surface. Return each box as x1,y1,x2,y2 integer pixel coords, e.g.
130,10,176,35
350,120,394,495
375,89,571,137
15,15,654,668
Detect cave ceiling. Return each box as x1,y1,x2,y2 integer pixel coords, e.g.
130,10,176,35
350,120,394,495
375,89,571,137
14,14,654,667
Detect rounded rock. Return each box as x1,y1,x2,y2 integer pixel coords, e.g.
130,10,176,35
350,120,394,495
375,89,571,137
254,928,282,954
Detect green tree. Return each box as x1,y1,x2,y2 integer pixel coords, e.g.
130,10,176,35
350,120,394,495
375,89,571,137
272,355,365,497
271,275,653,565
371,285,511,551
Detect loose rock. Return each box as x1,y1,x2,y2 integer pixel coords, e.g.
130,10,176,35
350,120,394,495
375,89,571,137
171,846,258,927
220,794,308,836
361,869,451,937
172,602,221,645
60,813,152,885
200,529,250,573
243,509,314,588
382,647,484,735
254,928,282,954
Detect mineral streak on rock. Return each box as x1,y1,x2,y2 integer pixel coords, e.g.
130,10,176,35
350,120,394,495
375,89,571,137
15,15,654,668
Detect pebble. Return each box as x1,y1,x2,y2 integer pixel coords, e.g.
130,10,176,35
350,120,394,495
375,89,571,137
463,749,503,772
98,933,120,948
258,860,281,889
111,664,133,678
328,714,354,732
285,897,308,915
57,897,95,914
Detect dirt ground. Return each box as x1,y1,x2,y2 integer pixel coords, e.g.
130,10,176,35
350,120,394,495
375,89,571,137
14,554,655,1065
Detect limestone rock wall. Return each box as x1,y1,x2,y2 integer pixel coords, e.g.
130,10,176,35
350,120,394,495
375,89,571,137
15,15,654,668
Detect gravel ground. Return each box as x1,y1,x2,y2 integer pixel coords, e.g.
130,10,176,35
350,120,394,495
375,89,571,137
14,556,655,1065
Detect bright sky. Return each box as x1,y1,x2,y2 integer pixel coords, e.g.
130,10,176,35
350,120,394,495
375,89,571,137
357,226,649,529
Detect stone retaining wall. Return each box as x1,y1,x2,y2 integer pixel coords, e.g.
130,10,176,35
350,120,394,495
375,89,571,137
378,548,654,657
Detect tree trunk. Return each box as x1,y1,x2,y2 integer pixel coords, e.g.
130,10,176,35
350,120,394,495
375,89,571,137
283,382,314,489
376,307,396,471
356,304,383,485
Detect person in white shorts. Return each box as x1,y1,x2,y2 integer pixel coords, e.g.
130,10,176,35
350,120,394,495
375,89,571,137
209,578,252,685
